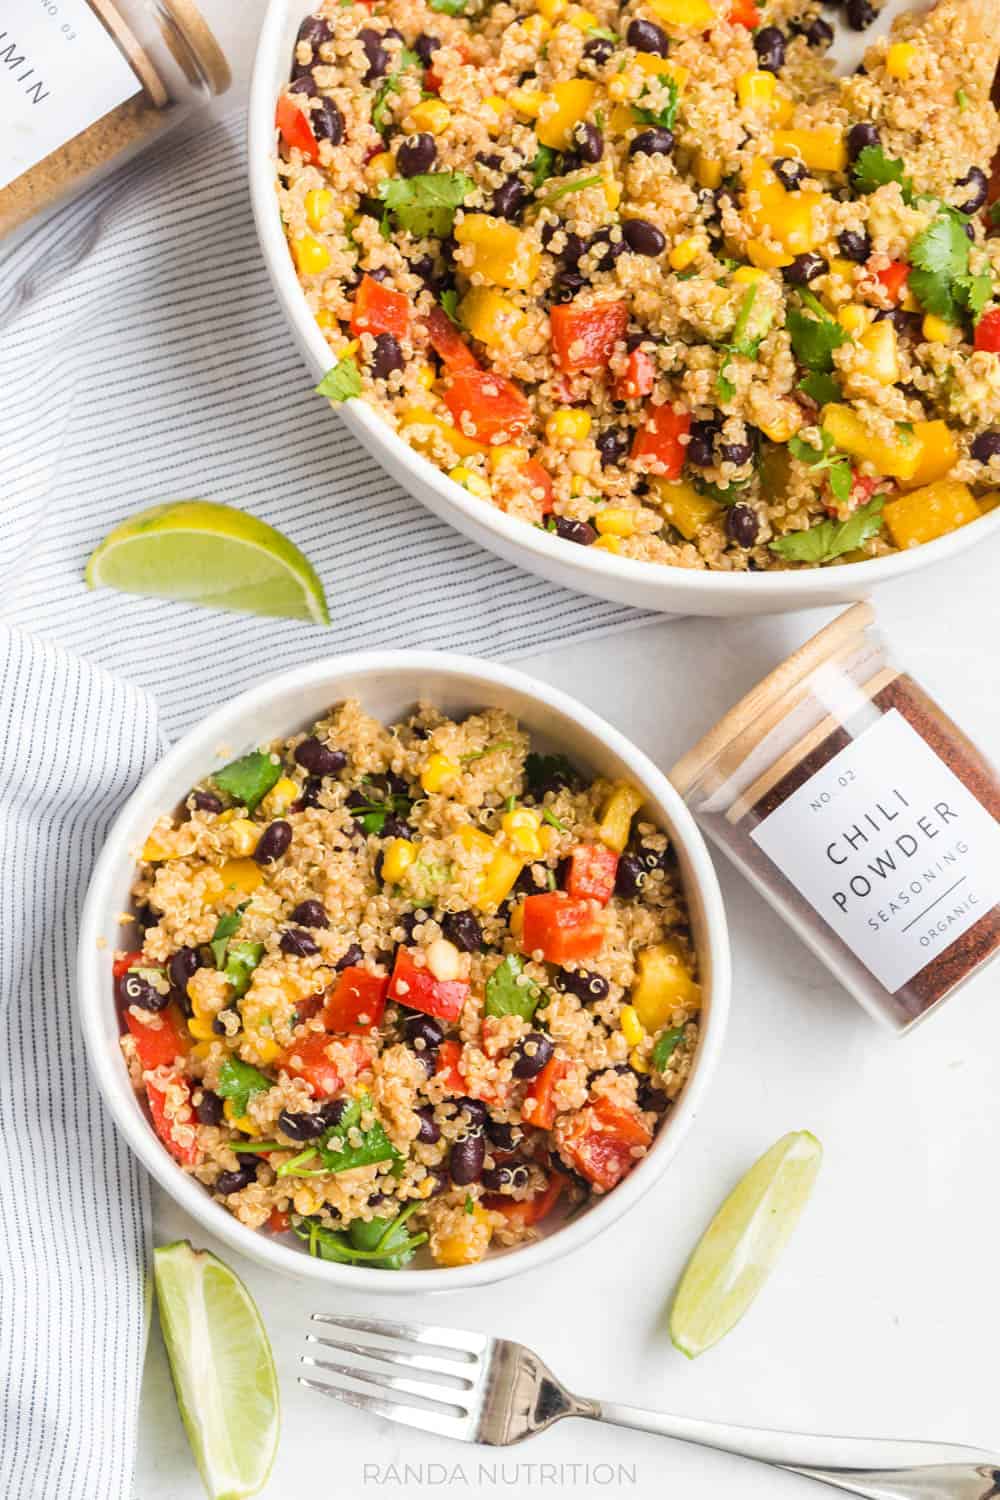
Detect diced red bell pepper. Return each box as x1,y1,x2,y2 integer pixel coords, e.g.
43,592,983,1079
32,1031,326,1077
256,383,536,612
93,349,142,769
146,1076,201,1166
350,274,411,339
277,1033,369,1097
974,308,1000,352
550,300,629,373
516,459,555,515
424,305,480,370
442,370,532,445
484,1172,566,1227
113,949,145,979
565,844,619,906
631,402,690,477
433,1039,508,1104
560,1098,652,1191
522,1055,571,1130
275,94,320,163
388,947,470,1022
521,892,604,965
323,967,389,1033
728,0,761,23
872,260,910,302
614,348,656,402
267,1207,291,1233
124,1003,189,1073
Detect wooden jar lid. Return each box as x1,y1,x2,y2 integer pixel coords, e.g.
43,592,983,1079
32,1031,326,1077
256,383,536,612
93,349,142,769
158,0,232,96
90,0,169,107
668,602,877,797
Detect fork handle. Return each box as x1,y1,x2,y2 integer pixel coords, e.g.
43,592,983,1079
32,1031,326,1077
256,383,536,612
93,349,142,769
590,1402,1000,1499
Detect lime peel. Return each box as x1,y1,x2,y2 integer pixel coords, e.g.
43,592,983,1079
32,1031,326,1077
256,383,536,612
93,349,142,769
669,1130,822,1360
153,1241,280,1500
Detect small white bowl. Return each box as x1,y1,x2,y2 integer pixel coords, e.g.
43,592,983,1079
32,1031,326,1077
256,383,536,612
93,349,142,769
248,0,1000,618
78,653,730,1291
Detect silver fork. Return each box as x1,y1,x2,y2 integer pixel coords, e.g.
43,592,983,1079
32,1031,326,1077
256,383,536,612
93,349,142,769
302,1315,1000,1500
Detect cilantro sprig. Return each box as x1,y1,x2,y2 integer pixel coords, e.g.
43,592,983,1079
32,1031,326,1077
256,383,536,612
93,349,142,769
371,47,420,132
787,290,848,373
531,145,559,189
789,430,853,506
716,284,768,401
315,352,362,403
212,750,281,812
633,75,679,131
851,144,913,204
769,496,884,564
217,1057,271,1118
484,954,544,1021
378,170,473,239
908,210,991,324
294,1201,427,1268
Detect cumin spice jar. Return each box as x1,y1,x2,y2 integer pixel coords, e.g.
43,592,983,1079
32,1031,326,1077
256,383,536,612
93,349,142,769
671,604,1000,1032
0,0,230,241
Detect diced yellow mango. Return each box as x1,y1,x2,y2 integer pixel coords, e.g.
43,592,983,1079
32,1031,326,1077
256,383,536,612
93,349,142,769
820,404,921,481
771,128,847,174
216,858,264,895
597,781,645,853
457,824,495,855
757,400,804,444
653,478,723,539
433,1202,492,1266
900,421,959,489
401,408,487,459
747,237,794,270
459,287,527,347
632,938,701,1032
883,481,982,549
476,847,525,910
535,79,597,149
454,214,540,290
745,158,821,256
694,153,723,189
647,0,715,24
634,54,690,92
857,317,900,385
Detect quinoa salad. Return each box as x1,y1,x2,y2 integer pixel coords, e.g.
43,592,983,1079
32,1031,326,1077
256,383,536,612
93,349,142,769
115,702,701,1269
274,0,1000,573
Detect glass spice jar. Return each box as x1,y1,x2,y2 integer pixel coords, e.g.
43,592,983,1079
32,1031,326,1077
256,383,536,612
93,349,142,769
0,0,230,241
670,604,1000,1033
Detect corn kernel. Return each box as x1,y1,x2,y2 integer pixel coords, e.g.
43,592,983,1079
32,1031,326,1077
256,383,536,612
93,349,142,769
737,70,776,112
501,806,543,855
566,5,597,28
411,98,451,134
457,825,495,855
291,234,331,276
669,236,702,271
595,506,639,537
383,837,418,883
260,776,298,818
537,0,567,17
827,258,855,283
921,313,957,344
593,535,623,553
620,1005,645,1047
365,151,395,184
885,41,916,78
694,153,723,189
426,937,462,981
448,465,492,499
629,1048,651,1074
484,96,509,133
421,753,460,793
519,14,551,41
508,87,543,118
509,901,525,938
189,1041,214,1062
647,0,714,23
314,308,335,332
216,857,264,895
604,175,622,211
401,408,487,458
188,1015,216,1042
226,818,261,857
304,188,333,232
416,363,435,389
732,265,765,285
569,474,587,496
546,408,592,445
837,303,869,333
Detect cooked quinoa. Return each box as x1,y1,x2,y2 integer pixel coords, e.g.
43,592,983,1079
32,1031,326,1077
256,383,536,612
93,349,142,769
116,702,701,1269
275,0,1000,572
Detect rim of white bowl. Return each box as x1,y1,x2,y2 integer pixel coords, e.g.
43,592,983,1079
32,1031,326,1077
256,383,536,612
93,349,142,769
78,651,730,1291
247,0,1000,610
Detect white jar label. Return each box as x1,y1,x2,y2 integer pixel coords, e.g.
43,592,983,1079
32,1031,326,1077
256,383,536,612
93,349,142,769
750,708,1000,994
0,1,141,192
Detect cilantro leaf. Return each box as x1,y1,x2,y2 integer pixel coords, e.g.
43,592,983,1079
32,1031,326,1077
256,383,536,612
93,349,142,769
769,496,884,564
716,284,768,399
798,370,841,406
280,1095,400,1176
633,75,679,131
484,954,543,1021
851,144,913,203
531,145,559,189
224,940,264,999
315,353,362,403
965,273,993,320
429,0,467,12
787,296,848,373
440,288,459,323
210,901,249,968
213,750,281,812
217,1057,271,1117
371,49,419,132
378,171,473,239
651,1026,685,1072
908,212,971,321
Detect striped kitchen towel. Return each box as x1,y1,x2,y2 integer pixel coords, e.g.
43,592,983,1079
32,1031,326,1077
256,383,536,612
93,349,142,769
0,626,158,1500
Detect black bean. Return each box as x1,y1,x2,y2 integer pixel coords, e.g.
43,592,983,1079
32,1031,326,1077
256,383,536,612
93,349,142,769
847,122,879,163
627,17,668,53
414,32,440,65
195,1089,224,1126
837,228,871,263
845,0,876,29
718,439,754,467
192,789,223,813
753,25,786,72
415,1104,441,1144
551,269,587,303
783,252,826,286
425,1164,450,1196
956,167,988,216
798,15,833,46
553,517,597,546
384,27,405,45
298,15,332,46
335,942,364,971
280,927,320,957
686,419,718,467
486,1118,524,1150
555,968,609,1003
370,332,404,380
294,736,346,776
296,776,323,810
119,968,168,1012
772,157,806,192
358,28,388,82
314,98,344,145
215,1163,259,1195
615,852,647,897
278,1108,328,1141
727,503,760,548
623,218,666,257
168,946,201,997
874,307,922,337
212,1007,240,1036
397,132,437,177
289,71,315,93
512,1032,554,1080
588,226,624,271
320,1097,349,1128
254,820,292,865
455,1097,488,1129
448,1132,485,1186
629,127,674,158
482,1163,531,1192
972,431,1000,463
550,227,586,264
597,427,629,468
572,121,604,164
638,1081,669,1112
289,898,328,928
441,910,483,952
404,1012,444,1052
583,36,615,66
492,176,528,221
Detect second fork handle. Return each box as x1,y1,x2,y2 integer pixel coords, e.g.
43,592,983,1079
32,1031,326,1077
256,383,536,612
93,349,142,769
589,1401,1000,1500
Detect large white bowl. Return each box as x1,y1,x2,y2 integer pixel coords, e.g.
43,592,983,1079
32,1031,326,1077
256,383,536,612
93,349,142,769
78,653,729,1290
247,0,1000,617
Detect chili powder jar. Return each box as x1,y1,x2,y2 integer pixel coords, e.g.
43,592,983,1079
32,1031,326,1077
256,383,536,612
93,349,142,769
670,604,1000,1033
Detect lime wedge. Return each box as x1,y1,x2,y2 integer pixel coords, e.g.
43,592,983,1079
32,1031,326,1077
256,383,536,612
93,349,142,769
153,1242,280,1500
85,500,329,624
669,1131,822,1359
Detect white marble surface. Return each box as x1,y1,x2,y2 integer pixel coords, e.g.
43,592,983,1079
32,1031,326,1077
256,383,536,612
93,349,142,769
132,6,1000,1497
